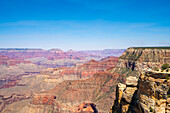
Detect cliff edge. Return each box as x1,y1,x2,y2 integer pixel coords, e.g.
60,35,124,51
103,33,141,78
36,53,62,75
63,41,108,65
117,47,170,71
111,69,170,113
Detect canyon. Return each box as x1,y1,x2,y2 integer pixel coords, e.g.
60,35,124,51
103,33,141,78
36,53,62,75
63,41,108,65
0,47,169,113
0,48,124,91
0,53,119,112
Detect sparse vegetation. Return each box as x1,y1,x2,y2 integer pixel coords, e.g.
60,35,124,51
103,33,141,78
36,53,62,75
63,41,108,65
161,63,169,70
150,107,154,112
165,75,169,80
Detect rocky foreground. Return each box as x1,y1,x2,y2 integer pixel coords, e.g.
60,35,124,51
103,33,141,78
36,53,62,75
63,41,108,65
111,70,170,113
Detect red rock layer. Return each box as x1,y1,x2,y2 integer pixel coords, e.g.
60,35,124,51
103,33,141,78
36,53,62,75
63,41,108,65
60,56,118,78
43,70,123,112
40,56,118,79
31,93,56,105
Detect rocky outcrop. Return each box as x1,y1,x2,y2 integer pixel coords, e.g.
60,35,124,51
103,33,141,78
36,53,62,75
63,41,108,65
111,70,170,113
126,76,138,86
118,47,170,71
76,102,98,113
0,94,30,112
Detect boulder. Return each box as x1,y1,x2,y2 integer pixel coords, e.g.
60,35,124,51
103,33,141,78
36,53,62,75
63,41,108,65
126,76,138,86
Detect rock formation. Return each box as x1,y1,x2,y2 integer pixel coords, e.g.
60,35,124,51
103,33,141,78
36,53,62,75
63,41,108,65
0,94,30,112
111,70,170,113
76,102,98,113
118,47,170,71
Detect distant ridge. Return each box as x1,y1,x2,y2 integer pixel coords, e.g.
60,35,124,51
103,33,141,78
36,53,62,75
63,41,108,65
130,46,170,49
0,48,43,50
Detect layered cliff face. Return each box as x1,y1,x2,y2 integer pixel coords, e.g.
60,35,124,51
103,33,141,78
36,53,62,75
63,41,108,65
111,70,170,113
40,56,118,82
118,47,170,71
110,47,170,113
18,70,119,113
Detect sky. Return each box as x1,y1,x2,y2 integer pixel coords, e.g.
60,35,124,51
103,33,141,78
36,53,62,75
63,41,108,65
0,0,170,50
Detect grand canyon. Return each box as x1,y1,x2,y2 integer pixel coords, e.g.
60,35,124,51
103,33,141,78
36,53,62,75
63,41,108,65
1,0,170,113
0,47,169,113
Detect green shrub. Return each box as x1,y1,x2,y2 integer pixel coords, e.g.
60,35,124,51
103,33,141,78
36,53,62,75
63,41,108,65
150,107,154,112
165,75,169,80
161,63,169,70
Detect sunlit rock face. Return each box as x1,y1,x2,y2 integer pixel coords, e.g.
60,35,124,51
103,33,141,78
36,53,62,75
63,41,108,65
111,70,170,113
118,47,170,71
76,102,98,113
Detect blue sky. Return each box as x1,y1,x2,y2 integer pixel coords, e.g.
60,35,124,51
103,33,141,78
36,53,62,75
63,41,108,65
0,0,170,50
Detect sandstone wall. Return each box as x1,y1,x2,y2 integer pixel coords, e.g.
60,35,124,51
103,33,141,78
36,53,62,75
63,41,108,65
111,70,170,113
118,48,170,71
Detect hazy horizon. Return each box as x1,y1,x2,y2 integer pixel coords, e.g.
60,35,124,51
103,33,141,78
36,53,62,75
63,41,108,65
0,0,170,50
